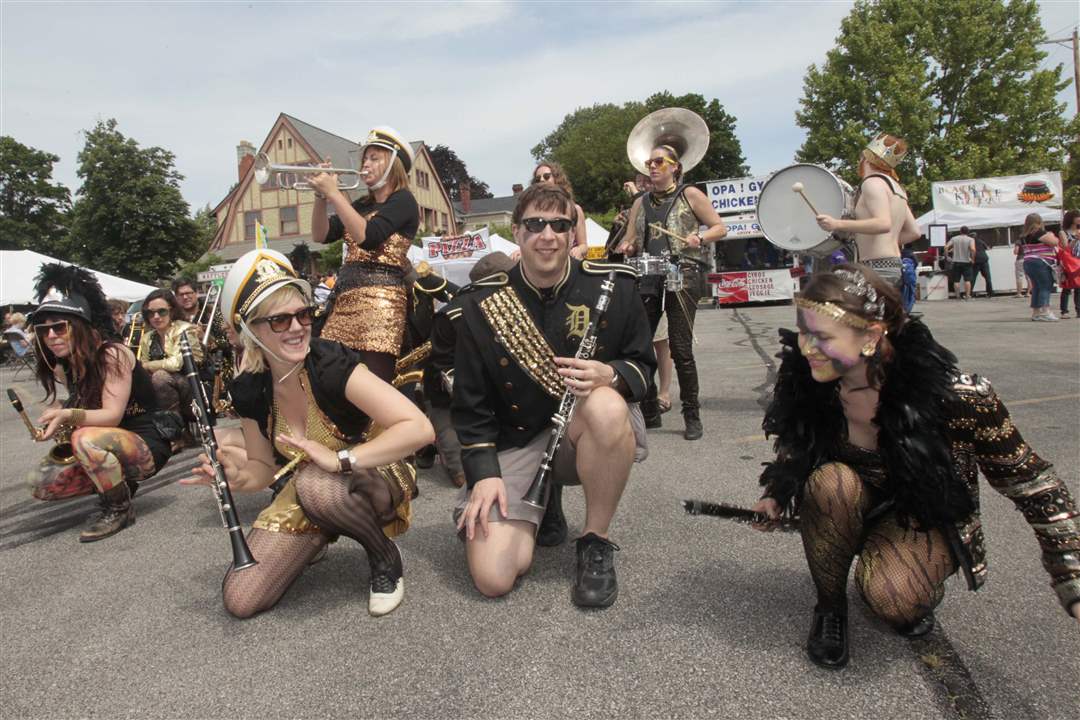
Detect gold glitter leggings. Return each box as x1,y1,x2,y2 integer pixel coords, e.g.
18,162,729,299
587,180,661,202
801,463,955,627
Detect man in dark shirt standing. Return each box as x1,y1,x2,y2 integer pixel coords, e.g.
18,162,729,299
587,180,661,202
451,184,654,608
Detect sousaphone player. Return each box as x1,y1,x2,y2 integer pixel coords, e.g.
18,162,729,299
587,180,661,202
617,108,727,440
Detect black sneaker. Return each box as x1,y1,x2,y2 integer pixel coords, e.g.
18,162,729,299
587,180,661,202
806,608,848,669
536,485,567,547
644,414,662,429
415,444,437,469
572,533,619,608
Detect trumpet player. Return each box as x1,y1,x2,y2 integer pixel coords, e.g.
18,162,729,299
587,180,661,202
310,125,419,382
451,185,654,607
183,249,433,619
27,264,183,542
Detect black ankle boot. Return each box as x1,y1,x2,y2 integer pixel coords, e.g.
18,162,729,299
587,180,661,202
536,485,567,547
806,607,848,669
572,533,619,608
683,411,703,441
79,483,135,543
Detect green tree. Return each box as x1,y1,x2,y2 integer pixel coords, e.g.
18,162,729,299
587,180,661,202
175,252,224,281
429,144,493,201
532,91,748,213
0,136,71,252
1063,123,1080,210
67,119,199,283
796,0,1074,212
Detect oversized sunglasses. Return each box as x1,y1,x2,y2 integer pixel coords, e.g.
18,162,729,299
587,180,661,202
145,308,171,318
251,306,316,333
532,172,553,184
521,217,573,234
644,157,675,169
34,320,70,338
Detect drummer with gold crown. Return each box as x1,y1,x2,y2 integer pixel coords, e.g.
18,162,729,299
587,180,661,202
813,133,921,288
616,108,727,440
309,126,419,382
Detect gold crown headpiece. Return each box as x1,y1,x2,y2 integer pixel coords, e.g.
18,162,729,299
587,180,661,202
863,132,907,169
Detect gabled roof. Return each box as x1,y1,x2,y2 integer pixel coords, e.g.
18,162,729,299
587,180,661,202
282,113,360,169
452,194,518,216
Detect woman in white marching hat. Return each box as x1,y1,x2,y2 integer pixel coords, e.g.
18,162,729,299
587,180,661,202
309,126,419,382
183,249,433,619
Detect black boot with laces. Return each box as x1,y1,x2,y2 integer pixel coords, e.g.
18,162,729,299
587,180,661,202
572,533,620,608
806,606,848,669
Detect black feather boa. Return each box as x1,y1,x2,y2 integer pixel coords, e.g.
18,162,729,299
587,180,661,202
759,316,975,530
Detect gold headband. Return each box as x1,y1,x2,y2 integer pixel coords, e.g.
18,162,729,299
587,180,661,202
794,297,872,329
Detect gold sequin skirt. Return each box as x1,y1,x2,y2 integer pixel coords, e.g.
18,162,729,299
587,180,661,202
320,284,407,354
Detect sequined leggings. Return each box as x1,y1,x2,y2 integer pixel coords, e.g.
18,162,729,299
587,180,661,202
220,465,403,619
800,462,955,627
31,426,155,500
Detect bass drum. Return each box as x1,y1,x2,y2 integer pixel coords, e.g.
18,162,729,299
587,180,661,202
757,164,855,257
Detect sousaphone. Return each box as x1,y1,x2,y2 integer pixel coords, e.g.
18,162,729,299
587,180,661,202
627,107,710,175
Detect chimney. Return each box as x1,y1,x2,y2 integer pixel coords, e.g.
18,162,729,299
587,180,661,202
512,183,524,196
461,185,472,214
237,141,256,181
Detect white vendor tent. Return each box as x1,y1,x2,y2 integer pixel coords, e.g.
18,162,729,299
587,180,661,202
915,206,1062,235
585,218,610,249
1,250,158,306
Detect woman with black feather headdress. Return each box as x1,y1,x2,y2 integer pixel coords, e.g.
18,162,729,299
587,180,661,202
750,264,1080,670
27,263,183,542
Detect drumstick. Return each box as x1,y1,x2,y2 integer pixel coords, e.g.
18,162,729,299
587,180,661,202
648,223,692,245
791,182,820,216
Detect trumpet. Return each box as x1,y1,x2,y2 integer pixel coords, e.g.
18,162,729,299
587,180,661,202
253,152,362,191
126,314,144,359
7,389,76,465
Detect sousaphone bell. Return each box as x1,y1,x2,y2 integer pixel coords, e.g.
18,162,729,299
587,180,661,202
626,107,710,175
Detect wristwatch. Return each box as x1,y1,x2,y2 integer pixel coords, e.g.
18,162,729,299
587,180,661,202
337,449,354,474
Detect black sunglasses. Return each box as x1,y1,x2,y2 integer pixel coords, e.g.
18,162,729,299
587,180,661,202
521,217,573,234
145,308,171,318
34,320,71,338
532,172,553,184
252,306,316,333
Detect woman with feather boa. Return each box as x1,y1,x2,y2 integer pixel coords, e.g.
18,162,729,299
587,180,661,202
751,264,1080,669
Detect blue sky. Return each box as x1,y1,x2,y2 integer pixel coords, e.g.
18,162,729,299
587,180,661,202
2,1,1076,212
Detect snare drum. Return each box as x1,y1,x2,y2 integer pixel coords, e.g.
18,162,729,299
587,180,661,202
665,263,683,292
628,252,669,276
757,164,855,257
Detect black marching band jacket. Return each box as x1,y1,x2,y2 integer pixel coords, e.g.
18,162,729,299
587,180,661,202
759,318,1080,614
451,259,656,488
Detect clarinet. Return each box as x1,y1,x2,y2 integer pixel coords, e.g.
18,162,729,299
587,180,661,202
179,334,257,571
522,270,617,510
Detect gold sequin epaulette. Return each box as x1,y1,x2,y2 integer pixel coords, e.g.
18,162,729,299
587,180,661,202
581,260,638,278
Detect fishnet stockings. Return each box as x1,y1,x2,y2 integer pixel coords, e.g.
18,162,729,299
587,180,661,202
221,528,328,619
801,462,954,626
855,514,954,628
294,465,402,578
801,463,871,613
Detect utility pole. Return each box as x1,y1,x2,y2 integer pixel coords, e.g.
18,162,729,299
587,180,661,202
1042,27,1080,114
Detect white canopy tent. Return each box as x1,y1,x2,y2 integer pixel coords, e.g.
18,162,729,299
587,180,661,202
915,206,1062,236
585,218,610,248
0,250,158,306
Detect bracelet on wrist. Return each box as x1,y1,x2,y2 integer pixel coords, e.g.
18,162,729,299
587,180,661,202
69,408,86,427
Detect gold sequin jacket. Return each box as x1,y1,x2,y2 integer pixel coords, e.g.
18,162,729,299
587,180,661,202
759,322,1080,615
140,321,203,373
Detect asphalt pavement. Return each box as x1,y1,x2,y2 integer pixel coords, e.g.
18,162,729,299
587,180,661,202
1,295,1077,720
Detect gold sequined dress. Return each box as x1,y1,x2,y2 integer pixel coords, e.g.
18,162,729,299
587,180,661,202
320,190,419,355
